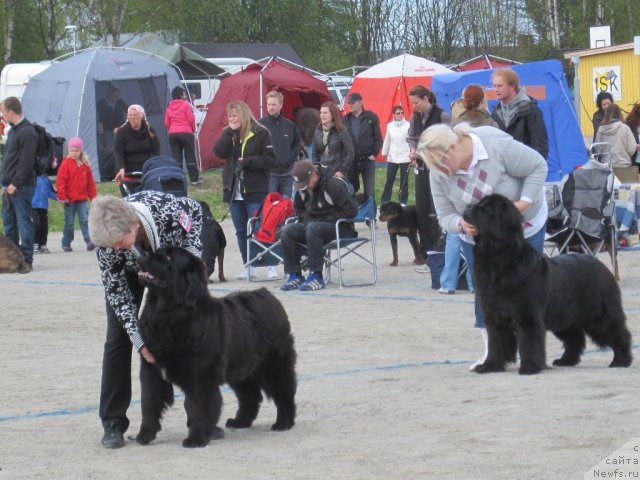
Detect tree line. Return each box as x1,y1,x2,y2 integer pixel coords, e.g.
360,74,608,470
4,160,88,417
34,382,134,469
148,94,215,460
1,0,639,72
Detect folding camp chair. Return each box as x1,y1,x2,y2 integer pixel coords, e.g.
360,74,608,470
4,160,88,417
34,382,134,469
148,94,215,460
322,195,378,288
543,182,566,257
545,163,619,280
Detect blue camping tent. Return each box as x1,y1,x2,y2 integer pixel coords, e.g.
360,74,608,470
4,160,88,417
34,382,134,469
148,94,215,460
430,59,587,181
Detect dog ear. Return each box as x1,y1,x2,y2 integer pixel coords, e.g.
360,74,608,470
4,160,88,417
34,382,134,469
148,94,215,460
183,268,207,307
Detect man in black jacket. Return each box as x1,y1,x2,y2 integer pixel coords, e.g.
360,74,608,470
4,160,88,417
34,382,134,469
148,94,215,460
260,91,301,198
343,92,382,208
406,85,449,270
280,160,357,292
491,68,549,159
1,96,38,272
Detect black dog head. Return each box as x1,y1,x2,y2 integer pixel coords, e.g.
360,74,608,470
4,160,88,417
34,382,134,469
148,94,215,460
138,247,208,307
463,194,524,242
378,202,403,222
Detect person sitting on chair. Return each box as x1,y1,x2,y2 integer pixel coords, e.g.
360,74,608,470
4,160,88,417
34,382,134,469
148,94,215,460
280,159,358,291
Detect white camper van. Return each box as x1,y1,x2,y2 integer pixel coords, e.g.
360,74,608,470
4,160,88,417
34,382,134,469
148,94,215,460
0,62,53,100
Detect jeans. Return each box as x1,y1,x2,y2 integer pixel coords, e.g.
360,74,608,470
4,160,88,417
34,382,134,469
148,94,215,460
462,224,547,328
169,132,199,182
280,221,342,274
381,162,410,205
269,174,294,199
62,201,91,247
230,199,262,264
2,185,35,265
440,232,474,291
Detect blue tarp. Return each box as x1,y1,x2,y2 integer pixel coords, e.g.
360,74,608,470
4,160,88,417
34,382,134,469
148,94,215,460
430,60,587,182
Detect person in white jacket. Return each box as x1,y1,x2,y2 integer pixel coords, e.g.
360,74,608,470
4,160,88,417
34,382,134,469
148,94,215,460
380,105,411,205
595,104,637,168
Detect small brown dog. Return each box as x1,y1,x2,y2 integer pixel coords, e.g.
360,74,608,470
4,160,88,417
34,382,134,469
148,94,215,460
0,234,31,273
378,202,423,266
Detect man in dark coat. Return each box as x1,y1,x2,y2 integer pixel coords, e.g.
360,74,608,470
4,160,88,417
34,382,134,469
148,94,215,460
343,92,382,208
259,91,301,198
1,96,38,271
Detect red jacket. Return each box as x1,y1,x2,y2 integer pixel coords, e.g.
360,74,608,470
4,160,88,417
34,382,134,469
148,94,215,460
56,157,97,203
164,99,195,134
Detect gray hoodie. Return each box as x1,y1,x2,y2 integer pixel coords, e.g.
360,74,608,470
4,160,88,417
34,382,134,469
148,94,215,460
495,88,531,129
594,121,636,168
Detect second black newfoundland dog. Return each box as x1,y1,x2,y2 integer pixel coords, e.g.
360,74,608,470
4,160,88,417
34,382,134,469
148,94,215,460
135,247,297,447
465,194,632,375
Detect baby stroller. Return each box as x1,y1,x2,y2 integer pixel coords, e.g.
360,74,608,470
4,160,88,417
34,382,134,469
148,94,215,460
119,156,188,197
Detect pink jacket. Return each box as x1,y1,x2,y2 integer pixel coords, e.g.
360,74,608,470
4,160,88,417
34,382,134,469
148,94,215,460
164,99,195,134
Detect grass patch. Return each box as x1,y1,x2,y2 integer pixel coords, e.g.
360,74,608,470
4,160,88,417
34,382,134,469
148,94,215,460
1,164,415,233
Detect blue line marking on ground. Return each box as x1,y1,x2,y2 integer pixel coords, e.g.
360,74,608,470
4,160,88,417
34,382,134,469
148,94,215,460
2,346,638,424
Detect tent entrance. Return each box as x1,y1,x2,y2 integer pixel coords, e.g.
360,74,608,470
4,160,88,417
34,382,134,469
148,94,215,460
95,76,170,181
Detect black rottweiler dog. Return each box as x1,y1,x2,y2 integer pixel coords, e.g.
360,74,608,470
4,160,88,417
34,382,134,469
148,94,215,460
378,202,423,266
198,201,227,283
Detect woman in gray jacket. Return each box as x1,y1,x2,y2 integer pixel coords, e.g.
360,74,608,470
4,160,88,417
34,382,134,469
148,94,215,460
417,123,548,370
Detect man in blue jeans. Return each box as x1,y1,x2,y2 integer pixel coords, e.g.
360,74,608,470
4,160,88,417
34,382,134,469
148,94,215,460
1,96,38,272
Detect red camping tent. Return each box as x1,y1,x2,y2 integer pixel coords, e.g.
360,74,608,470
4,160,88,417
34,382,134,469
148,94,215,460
199,57,332,169
345,54,453,159
450,54,520,72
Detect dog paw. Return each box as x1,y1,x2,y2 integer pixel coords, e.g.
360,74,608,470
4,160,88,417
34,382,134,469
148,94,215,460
210,426,225,440
182,436,209,448
219,276,227,283
225,418,252,429
413,258,423,266
609,357,632,368
389,261,398,267
135,428,157,445
518,362,544,375
552,357,579,367
271,420,295,431
471,363,505,374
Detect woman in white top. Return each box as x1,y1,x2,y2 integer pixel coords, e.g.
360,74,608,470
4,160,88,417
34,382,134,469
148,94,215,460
595,104,636,168
380,105,411,205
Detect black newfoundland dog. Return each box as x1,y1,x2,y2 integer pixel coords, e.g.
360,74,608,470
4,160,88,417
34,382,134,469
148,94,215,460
135,246,297,447
464,194,632,375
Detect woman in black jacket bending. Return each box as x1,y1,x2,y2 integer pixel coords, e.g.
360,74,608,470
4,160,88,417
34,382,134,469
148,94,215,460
312,101,354,178
113,104,160,196
214,100,276,279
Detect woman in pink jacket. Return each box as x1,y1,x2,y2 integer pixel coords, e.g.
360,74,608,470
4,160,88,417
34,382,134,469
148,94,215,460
164,86,201,185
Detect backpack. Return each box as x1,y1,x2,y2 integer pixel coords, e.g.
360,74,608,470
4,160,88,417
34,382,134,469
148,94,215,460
254,192,294,243
32,123,63,175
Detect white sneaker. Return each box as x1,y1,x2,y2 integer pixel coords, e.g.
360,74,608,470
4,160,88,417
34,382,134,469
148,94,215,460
237,267,257,280
266,266,281,280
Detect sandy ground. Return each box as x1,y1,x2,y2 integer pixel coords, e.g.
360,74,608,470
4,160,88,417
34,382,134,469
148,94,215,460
1,221,640,480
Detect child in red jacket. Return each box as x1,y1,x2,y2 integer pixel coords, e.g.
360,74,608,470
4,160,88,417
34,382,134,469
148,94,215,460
57,137,97,252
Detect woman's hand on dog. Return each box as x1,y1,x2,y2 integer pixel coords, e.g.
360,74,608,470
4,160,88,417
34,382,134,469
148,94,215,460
460,218,478,236
140,346,156,364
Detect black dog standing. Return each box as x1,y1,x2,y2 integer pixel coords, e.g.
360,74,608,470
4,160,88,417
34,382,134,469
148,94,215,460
466,194,632,375
378,202,423,266
136,247,297,447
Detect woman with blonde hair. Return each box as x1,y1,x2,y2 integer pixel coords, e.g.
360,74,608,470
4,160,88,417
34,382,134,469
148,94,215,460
214,100,276,279
113,104,160,196
417,122,548,370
